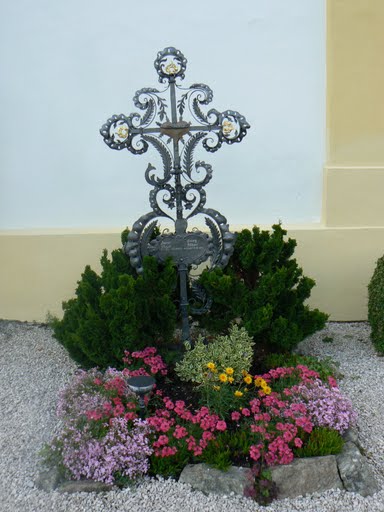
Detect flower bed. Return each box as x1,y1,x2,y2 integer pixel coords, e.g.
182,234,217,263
44,333,357,504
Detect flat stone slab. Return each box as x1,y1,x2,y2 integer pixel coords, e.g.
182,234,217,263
179,463,253,497
57,480,116,493
270,456,343,499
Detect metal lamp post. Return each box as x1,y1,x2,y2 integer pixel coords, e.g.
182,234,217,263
100,47,249,344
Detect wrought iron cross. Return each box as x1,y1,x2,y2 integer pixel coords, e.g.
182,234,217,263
100,47,249,343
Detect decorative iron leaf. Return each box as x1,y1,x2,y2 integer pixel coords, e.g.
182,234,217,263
142,135,172,185
205,216,222,266
177,92,188,117
183,132,206,176
141,98,156,126
189,280,212,314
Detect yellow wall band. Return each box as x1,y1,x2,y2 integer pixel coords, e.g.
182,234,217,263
1,227,383,323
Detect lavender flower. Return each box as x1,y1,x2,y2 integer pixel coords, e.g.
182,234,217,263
291,379,357,434
51,367,150,484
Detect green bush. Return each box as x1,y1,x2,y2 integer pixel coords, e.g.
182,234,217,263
295,427,344,457
368,255,384,354
51,231,177,369
198,224,328,352
175,324,254,384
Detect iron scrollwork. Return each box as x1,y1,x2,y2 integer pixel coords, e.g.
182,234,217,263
100,47,249,342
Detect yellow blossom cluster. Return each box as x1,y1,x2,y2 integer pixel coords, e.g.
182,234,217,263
254,376,272,395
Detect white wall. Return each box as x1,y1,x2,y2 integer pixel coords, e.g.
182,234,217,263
0,0,325,230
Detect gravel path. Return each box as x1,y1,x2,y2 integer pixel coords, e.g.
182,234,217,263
1,321,384,512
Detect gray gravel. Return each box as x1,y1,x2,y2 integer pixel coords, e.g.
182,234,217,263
1,321,384,512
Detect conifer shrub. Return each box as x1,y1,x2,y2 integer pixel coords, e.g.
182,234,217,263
51,231,177,369
198,224,328,353
368,255,384,354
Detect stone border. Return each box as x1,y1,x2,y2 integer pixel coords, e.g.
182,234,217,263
35,430,379,499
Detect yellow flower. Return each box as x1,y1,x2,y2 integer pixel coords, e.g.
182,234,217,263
255,377,266,387
262,385,272,395
219,373,228,383
213,385,221,391
243,375,252,385
225,367,234,375
207,362,216,370
234,390,243,397
242,370,248,377
228,377,234,384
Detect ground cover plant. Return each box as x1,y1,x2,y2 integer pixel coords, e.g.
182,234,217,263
44,330,357,504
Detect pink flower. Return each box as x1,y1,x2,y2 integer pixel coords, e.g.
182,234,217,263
241,408,251,417
328,376,338,388
231,411,241,422
202,431,214,442
294,438,303,448
249,445,261,461
173,426,188,439
215,420,227,431
160,446,177,457
124,412,137,421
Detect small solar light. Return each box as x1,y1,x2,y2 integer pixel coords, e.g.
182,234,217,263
127,375,156,418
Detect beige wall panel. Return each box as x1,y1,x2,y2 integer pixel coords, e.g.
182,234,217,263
291,227,384,320
1,228,384,323
323,166,384,226
0,232,121,322
327,0,384,164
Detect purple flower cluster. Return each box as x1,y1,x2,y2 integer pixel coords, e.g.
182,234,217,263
55,418,152,484
57,369,110,419
291,379,357,434
52,367,152,484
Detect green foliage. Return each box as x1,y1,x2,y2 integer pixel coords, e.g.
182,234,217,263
149,446,190,479
174,325,254,384
368,255,384,354
204,430,251,470
264,353,340,383
244,463,277,505
51,237,177,369
198,224,328,352
295,427,344,457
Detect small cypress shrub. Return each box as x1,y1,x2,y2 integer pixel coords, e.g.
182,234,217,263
198,224,328,353
368,255,384,354
52,231,177,369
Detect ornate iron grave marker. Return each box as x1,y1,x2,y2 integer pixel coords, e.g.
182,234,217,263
100,47,249,343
